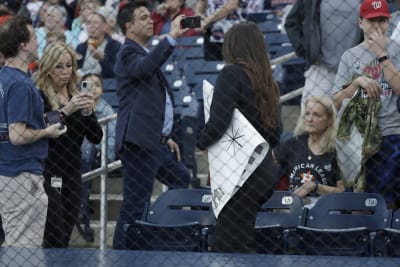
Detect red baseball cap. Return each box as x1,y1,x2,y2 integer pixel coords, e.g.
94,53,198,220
0,14,11,25
360,0,391,19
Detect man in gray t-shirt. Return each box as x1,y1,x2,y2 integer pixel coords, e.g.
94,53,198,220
334,0,400,208
334,39,400,137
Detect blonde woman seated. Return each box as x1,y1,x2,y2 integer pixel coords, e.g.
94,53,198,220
273,95,345,206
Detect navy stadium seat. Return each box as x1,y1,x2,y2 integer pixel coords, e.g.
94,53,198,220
291,192,389,256
124,188,216,251
383,209,400,256
255,191,304,254
102,92,118,112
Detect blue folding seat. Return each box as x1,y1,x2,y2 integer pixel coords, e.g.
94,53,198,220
265,32,290,47
102,78,117,93
268,45,294,60
184,59,224,100
255,191,304,254
102,92,118,112
292,192,389,256
245,11,278,23
124,188,216,252
257,20,280,34
383,209,400,256
279,58,306,105
176,36,204,47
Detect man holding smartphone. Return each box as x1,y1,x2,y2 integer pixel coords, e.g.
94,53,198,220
113,1,191,249
0,16,67,247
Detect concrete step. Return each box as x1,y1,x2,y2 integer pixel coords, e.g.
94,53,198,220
89,176,123,195
195,150,209,176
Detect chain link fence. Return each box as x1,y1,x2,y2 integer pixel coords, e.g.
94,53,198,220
1,1,400,266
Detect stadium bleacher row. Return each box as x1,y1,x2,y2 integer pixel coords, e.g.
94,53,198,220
122,188,400,258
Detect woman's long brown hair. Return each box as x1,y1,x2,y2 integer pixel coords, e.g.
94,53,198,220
222,22,280,129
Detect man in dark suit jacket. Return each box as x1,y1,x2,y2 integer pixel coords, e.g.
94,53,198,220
76,12,121,78
112,1,191,249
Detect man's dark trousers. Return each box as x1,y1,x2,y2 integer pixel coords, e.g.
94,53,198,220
112,142,190,249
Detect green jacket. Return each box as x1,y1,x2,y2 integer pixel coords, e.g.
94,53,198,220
336,89,381,192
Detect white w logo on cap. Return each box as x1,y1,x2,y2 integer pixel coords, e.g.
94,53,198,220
372,1,382,9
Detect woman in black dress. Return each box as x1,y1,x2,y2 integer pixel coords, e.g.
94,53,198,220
197,22,281,253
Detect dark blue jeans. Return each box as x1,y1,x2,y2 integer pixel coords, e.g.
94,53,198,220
113,142,191,250
366,135,400,204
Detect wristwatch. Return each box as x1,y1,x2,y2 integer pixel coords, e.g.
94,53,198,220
378,55,389,63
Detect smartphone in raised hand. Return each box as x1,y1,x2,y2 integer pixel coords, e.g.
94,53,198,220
81,80,93,93
180,16,201,29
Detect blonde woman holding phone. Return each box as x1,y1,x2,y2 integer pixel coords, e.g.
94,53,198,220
36,41,103,248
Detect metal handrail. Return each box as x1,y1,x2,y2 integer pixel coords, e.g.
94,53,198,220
81,113,118,250
271,51,296,66
82,113,119,184
82,51,303,250
280,87,303,103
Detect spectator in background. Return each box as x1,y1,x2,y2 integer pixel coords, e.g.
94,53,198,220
46,30,67,43
71,0,101,45
273,96,344,207
79,73,116,242
284,0,362,107
105,0,120,9
76,12,121,78
0,0,23,14
388,0,400,41
333,0,400,209
97,5,125,43
0,16,66,247
36,5,78,58
27,0,44,23
197,0,246,60
0,0,31,20
33,0,63,28
60,0,79,29
0,9,12,66
0,9,11,23
118,0,160,11
197,22,281,253
117,0,131,10
81,73,116,165
36,41,103,248
30,31,70,81
265,0,295,18
33,0,53,28
112,1,191,250
152,0,199,37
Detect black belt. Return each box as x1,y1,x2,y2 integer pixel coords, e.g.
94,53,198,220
160,136,168,144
